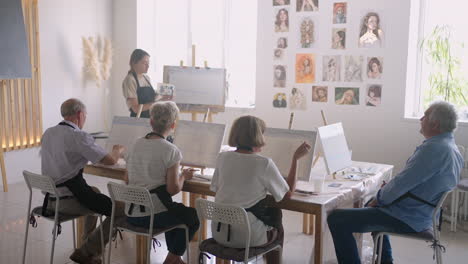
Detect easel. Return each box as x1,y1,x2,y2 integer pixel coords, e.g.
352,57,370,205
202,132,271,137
0,147,7,192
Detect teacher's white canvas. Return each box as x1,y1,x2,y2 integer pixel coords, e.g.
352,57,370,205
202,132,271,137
106,116,151,153
317,122,352,174
261,128,317,181
173,120,226,168
163,66,226,106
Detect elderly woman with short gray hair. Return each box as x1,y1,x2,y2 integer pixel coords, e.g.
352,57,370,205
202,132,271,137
125,101,199,264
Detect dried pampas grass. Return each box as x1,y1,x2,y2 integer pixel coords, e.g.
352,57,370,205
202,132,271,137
82,36,113,87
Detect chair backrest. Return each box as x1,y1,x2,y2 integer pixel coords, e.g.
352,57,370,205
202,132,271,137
23,170,57,195
457,145,467,179
432,190,451,231
195,198,250,227
107,182,154,209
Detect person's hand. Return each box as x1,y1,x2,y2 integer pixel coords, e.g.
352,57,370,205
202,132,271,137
366,198,378,207
182,168,198,180
112,144,125,157
381,180,387,188
293,142,311,160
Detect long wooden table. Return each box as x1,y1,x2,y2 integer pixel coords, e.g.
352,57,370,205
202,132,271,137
83,161,393,263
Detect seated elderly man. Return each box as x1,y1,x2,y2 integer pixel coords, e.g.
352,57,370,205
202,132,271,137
41,98,125,264
327,101,464,264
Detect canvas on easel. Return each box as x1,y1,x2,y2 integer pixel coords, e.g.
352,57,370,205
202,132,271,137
317,122,352,175
105,116,152,153
261,128,316,182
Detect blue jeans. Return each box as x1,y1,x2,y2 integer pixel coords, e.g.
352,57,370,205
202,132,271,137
327,207,416,264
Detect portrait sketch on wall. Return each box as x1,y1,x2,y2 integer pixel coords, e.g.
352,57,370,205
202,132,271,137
297,0,318,12
273,0,290,6
333,3,347,24
274,65,287,88
335,87,359,105
290,87,307,110
366,84,382,107
274,49,284,60
367,57,383,79
344,56,363,82
358,12,384,48
295,54,315,83
274,8,289,33
273,92,287,108
332,28,346,49
299,17,314,48
312,86,328,102
322,55,341,82
277,37,288,49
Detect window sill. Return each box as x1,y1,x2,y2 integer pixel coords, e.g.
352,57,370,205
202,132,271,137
402,116,468,127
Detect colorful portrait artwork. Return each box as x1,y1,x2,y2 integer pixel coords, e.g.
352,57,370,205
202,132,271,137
290,87,307,110
333,3,347,24
295,54,315,83
273,92,287,108
274,8,289,33
274,65,287,88
299,17,314,48
344,55,363,82
335,87,359,105
359,12,384,48
367,57,383,79
331,28,346,50
273,0,290,6
297,0,319,12
366,84,382,107
322,55,341,82
312,86,328,102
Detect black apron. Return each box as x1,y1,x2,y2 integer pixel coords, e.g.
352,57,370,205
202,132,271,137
129,72,156,118
41,122,113,217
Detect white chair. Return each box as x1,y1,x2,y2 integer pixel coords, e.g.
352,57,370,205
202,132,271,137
195,198,283,264
372,190,451,264
451,145,467,232
22,170,105,264
106,182,190,264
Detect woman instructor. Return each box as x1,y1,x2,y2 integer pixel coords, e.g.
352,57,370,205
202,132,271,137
122,49,157,118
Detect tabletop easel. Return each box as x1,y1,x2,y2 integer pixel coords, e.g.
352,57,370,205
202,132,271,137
0,147,7,192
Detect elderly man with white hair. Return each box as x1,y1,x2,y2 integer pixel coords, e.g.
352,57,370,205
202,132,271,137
41,98,125,264
327,101,464,264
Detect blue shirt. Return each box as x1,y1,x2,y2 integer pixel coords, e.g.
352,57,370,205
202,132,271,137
376,132,464,232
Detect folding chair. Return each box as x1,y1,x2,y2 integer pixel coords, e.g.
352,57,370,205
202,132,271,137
22,170,105,264
106,182,190,264
373,190,452,264
195,198,282,264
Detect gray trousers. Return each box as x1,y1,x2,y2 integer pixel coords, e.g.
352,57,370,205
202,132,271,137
47,187,125,257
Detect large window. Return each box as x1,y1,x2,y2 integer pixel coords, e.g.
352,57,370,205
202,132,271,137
406,0,468,121
153,0,257,108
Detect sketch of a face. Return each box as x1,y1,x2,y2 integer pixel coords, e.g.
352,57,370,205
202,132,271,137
367,16,378,31
277,37,287,48
317,89,325,98
371,63,379,73
337,7,343,14
275,68,282,78
279,9,288,22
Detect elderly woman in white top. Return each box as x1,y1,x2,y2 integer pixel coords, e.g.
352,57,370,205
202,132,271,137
210,115,311,263
126,101,199,264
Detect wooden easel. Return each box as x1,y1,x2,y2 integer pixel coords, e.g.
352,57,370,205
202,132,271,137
0,147,7,192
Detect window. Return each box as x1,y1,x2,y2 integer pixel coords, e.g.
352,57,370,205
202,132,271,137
153,0,257,108
405,0,468,121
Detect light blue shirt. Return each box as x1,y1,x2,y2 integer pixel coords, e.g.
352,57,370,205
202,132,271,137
376,132,464,232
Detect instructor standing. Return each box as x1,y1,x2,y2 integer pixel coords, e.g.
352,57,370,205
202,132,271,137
122,49,157,118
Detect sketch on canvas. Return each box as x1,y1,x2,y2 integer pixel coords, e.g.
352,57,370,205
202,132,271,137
366,84,382,107
296,0,318,12
322,55,341,82
299,17,314,48
367,57,383,79
344,56,363,82
290,87,307,110
274,65,287,87
358,12,384,48
277,37,288,49
332,28,346,49
275,8,289,32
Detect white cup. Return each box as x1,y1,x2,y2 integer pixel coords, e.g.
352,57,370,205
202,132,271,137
313,178,325,193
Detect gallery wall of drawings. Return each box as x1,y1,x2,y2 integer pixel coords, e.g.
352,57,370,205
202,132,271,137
270,0,385,110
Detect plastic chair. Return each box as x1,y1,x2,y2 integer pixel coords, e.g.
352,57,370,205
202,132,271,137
22,170,105,264
106,182,190,264
372,190,452,264
195,198,282,264
451,145,467,232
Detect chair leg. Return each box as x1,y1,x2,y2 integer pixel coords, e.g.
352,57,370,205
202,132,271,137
50,223,58,264
107,228,114,264
147,235,152,264
377,234,384,264
72,219,77,249
455,190,459,231
22,212,31,264
98,216,105,264
435,242,443,264
372,234,379,263
185,226,190,264
464,191,468,221
451,192,456,231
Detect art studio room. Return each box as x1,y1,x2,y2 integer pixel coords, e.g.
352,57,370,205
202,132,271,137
1,0,468,263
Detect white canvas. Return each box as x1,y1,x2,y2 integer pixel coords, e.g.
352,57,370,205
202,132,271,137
106,116,152,153
317,122,352,174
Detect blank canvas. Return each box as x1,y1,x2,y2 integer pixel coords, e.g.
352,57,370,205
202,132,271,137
317,122,352,174
106,116,151,153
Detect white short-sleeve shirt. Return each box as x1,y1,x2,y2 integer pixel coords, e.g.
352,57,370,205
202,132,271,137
126,137,182,217
41,120,108,197
122,73,152,109
210,151,289,247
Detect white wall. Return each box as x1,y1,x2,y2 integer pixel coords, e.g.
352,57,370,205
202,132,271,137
205,0,468,174
3,0,114,185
